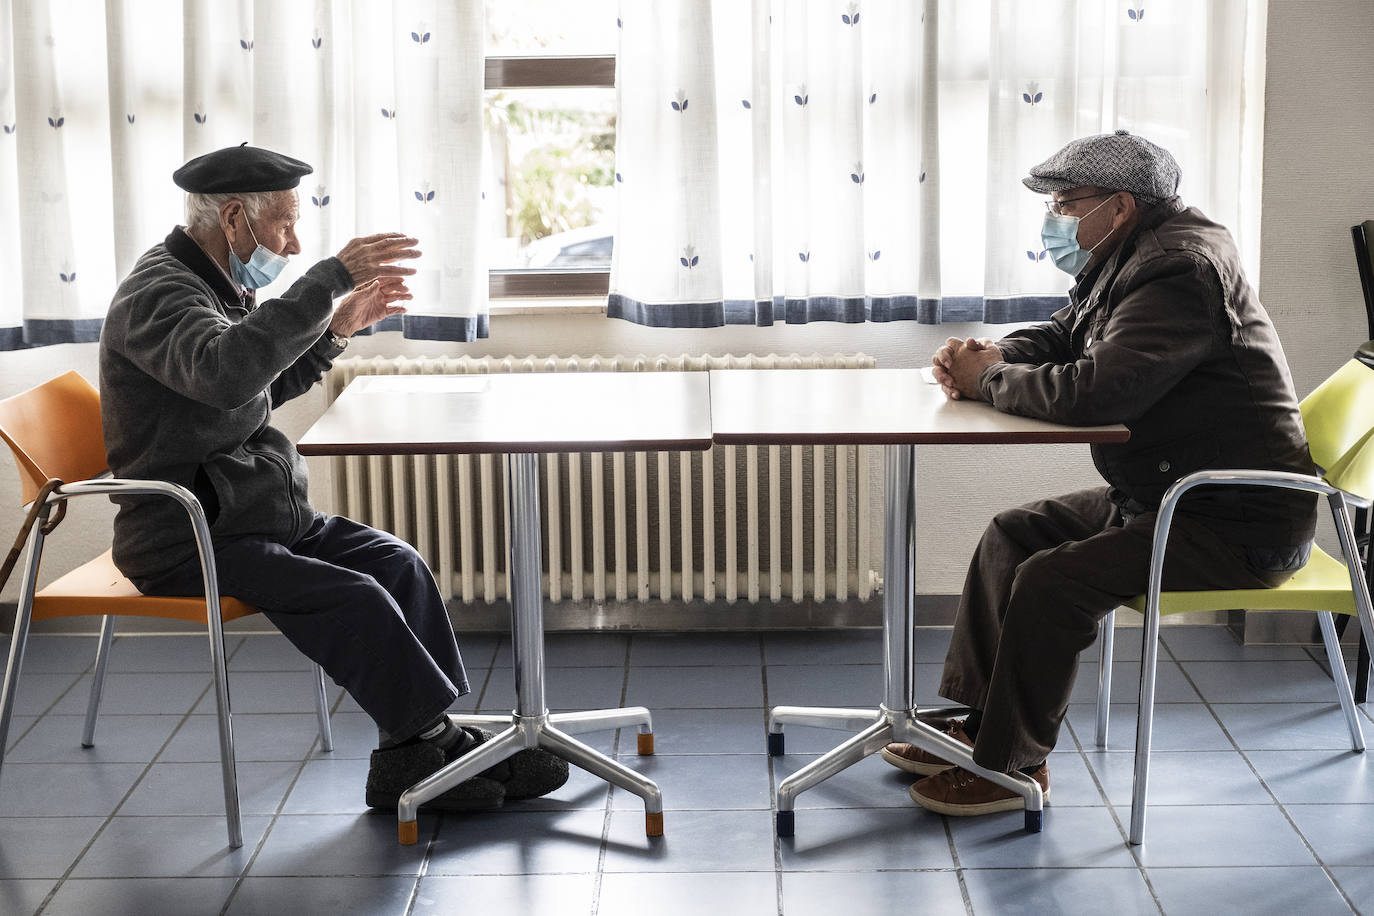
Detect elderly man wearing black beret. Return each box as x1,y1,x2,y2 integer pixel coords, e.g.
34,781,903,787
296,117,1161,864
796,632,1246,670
882,131,1316,816
99,144,567,813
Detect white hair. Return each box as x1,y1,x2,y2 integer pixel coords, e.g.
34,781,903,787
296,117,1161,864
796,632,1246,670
184,191,279,233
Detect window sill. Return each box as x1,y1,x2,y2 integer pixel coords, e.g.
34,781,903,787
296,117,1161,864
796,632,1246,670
488,297,607,317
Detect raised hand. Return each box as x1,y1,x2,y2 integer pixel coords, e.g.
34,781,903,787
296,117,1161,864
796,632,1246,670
329,277,411,339
335,233,422,288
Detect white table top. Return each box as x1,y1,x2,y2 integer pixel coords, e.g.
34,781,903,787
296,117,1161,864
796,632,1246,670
297,371,713,456
708,368,1130,445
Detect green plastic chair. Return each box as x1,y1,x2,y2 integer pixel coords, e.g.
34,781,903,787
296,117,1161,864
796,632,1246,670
1092,355,1374,846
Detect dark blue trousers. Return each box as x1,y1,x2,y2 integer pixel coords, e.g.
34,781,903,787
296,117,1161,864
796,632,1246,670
134,514,468,741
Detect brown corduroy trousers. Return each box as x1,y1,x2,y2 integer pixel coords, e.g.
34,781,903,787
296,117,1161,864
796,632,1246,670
938,487,1291,772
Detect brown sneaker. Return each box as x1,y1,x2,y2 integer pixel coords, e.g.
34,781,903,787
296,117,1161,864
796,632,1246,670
880,718,973,776
908,763,1050,816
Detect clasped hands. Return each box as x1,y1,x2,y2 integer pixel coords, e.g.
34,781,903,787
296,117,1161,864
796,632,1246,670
329,233,423,339
931,336,1003,401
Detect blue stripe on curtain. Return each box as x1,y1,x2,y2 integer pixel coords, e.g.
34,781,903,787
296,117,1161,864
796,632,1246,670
0,318,106,350
607,295,1067,328
394,313,489,342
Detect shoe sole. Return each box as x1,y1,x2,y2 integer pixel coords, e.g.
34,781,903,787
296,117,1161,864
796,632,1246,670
907,784,1050,816
880,746,956,777
365,790,505,812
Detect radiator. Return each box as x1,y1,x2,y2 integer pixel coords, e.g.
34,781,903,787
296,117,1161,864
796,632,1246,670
321,354,880,605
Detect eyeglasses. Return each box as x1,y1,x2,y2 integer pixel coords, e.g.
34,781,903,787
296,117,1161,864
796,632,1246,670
1045,193,1108,216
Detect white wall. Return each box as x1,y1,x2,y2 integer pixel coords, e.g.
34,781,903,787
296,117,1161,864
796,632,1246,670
3,3,1372,607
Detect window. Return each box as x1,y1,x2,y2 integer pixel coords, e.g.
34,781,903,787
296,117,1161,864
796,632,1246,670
484,1,616,299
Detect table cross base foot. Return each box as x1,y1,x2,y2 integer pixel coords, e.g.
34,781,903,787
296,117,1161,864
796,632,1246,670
395,709,662,845
770,705,1044,836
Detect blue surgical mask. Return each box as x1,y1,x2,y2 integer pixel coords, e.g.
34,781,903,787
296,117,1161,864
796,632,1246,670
226,217,288,289
1040,196,1112,276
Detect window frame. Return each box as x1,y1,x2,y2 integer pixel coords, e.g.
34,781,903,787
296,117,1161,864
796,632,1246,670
485,54,616,300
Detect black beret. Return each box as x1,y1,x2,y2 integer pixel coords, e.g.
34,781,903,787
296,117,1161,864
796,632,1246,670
173,143,313,193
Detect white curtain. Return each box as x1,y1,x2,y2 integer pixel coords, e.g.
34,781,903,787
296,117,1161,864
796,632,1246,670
0,0,488,350
609,0,1264,328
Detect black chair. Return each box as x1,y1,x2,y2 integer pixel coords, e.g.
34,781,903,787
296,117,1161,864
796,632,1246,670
1348,223,1374,699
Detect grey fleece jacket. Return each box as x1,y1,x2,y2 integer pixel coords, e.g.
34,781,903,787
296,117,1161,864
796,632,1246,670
99,227,353,582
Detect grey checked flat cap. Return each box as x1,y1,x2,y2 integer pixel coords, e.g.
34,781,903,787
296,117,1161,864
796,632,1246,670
1023,129,1180,203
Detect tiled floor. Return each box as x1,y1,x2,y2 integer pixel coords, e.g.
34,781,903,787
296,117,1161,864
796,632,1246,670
0,625,1371,915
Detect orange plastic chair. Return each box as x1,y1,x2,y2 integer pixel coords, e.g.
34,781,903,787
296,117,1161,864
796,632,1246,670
0,371,334,848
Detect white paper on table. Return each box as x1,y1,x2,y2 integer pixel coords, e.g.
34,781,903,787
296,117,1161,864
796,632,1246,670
352,375,491,394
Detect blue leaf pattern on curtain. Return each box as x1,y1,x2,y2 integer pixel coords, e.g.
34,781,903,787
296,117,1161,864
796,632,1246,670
0,0,489,349
609,0,1263,329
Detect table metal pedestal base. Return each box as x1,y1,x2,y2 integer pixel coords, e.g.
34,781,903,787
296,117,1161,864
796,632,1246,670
394,453,663,844
766,445,1044,837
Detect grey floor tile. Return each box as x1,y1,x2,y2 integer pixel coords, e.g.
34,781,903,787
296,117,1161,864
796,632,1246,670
962,867,1157,916
452,632,503,670
627,665,763,708
779,806,955,871
1124,804,1316,867
1285,804,1374,867
190,670,343,715
251,813,432,876
1211,702,1364,750
316,711,384,759
1147,865,1351,916
521,632,630,667
9,672,83,716
773,751,918,810
611,753,771,811
1329,867,1374,913
0,818,104,879
226,634,313,671
414,874,596,916
6,714,179,763
1042,750,1107,807
0,762,145,817
9,635,98,673
426,808,606,875
765,664,883,707
614,706,767,756
1182,659,1343,703
1069,659,1201,704
601,810,775,873
1244,749,1374,805
3,716,37,752
763,628,886,666
121,761,300,815
782,870,966,916
280,756,370,814
481,665,627,712
1160,625,1310,661
160,712,326,762
1065,702,1233,752
0,879,54,916
1084,624,1145,661
53,673,207,716
949,805,1135,869
601,872,777,916
107,634,230,673
227,876,417,916
71,815,270,878
44,877,238,916
630,632,761,667
1083,749,1272,806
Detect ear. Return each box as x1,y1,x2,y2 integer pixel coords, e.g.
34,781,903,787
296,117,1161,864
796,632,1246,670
1109,192,1136,231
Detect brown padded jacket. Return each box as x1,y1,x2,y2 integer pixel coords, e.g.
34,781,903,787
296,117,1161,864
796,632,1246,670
978,197,1317,550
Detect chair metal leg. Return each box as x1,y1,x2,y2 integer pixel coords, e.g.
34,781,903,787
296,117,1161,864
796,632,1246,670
1095,610,1115,747
1317,612,1364,751
1129,603,1164,845
0,520,46,783
311,663,333,753
81,616,116,748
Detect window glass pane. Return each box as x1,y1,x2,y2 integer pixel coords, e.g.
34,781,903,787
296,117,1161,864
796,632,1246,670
485,89,615,269
485,0,619,54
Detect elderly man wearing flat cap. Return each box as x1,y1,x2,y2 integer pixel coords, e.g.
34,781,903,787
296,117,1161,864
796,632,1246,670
99,144,567,814
882,130,1316,816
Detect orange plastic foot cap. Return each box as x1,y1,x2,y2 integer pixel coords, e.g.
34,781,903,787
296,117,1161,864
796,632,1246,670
398,820,419,845
645,811,664,837
637,732,655,755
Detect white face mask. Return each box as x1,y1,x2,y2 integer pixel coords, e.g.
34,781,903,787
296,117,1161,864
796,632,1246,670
225,217,288,288
1040,196,1113,275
